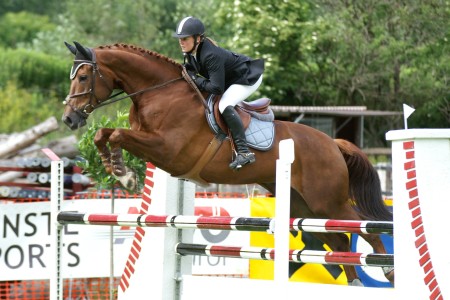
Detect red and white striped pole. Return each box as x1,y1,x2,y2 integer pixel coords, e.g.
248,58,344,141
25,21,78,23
56,212,393,234
175,243,394,267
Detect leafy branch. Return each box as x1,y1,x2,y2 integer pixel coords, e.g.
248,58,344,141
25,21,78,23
76,111,146,192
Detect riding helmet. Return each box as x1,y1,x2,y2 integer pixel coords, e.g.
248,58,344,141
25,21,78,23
172,16,205,38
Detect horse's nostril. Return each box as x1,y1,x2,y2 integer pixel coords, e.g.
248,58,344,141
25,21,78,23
62,114,86,130
62,115,78,130
62,115,72,126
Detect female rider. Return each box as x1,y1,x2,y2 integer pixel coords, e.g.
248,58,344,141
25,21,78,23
173,16,265,170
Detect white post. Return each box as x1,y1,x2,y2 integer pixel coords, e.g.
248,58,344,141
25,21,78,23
45,149,64,300
274,139,295,285
386,129,450,299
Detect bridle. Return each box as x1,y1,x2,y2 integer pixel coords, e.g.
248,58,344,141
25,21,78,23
63,57,184,119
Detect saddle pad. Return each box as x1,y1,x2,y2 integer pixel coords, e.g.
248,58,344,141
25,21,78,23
205,95,275,151
245,118,275,151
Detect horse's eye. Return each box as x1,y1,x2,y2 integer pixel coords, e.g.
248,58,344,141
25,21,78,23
79,75,88,82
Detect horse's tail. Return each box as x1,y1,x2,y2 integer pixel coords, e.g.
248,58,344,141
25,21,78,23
334,139,393,222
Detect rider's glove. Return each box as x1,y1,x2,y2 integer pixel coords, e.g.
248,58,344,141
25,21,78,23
187,70,197,81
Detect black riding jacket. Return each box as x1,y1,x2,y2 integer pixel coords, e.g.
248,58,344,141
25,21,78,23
185,39,264,95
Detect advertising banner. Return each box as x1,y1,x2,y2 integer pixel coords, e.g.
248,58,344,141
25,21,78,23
0,197,251,280
0,199,141,280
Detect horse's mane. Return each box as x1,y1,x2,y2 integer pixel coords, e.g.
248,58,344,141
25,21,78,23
98,43,182,70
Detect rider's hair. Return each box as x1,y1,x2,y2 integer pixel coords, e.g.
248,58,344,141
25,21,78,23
205,37,218,47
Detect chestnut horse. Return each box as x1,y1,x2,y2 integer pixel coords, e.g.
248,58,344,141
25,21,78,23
62,42,393,286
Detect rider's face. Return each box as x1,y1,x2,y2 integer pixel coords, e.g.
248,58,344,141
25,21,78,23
178,36,198,53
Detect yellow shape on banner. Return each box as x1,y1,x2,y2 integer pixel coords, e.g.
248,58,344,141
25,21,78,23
249,197,347,284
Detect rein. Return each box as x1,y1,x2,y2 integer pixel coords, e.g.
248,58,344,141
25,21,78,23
64,60,184,118
94,76,184,109
65,56,210,118
181,66,210,113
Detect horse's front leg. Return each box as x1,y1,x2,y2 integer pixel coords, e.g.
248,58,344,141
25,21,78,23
94,128,135,190
93,129,135,190
93,128,117,174
102,128,167,191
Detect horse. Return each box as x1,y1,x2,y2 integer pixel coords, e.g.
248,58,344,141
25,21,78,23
62,41,394,286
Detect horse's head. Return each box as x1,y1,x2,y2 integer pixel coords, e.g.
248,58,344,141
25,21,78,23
62,41,115,130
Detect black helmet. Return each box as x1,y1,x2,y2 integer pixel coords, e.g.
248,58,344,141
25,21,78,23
172,16,205,38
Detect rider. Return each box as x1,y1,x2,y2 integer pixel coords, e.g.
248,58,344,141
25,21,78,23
172,16,265,170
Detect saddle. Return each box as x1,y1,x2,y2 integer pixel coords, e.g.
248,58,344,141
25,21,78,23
205,95,275,151
212,95,273,133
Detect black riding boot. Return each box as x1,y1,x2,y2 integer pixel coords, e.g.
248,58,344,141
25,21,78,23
222,106,256,170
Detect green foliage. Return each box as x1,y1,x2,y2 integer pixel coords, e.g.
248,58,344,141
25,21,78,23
214,0,311,102
28,16,84,58
0,12,56,48
0,0,65,17
62,0,176,50
76,111,146,191
0,47,70,96
214,1,449,118
0,81,58,133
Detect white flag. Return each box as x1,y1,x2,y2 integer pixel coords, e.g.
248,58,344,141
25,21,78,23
403,104,415,129
403,104,415,119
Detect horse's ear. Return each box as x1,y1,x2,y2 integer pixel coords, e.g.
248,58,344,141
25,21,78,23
64,41,77,55
74,41,93,61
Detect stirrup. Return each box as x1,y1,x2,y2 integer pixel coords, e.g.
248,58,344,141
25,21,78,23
229,152,256,170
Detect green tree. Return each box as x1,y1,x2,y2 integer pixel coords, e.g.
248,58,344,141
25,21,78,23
0,47,70,96
0,0,66,18
0,12,56,48
307,0,449,139
0,48,71,139
61,0,176,50
0,81,57,133
214,0,449,146
214,0,312,103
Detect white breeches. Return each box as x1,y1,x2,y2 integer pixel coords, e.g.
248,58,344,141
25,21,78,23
218,75,263,113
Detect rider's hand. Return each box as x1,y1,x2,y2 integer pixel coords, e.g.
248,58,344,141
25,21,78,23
187,70,197,81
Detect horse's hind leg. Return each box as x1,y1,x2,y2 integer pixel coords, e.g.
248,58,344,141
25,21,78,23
261,183,362,285
359,233,394,285
311,232,362,286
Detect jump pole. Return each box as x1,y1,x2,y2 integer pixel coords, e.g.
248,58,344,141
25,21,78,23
56,212,393,234
387,129,450,299
175,243,394,267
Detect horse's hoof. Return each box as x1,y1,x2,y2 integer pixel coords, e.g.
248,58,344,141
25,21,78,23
104,166,113,174
116,168,137,191
348,279,364,287
383,267,395,286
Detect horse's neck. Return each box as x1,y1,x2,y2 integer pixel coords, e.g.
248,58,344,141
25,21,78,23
101,49,180,94
98,48,206,132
